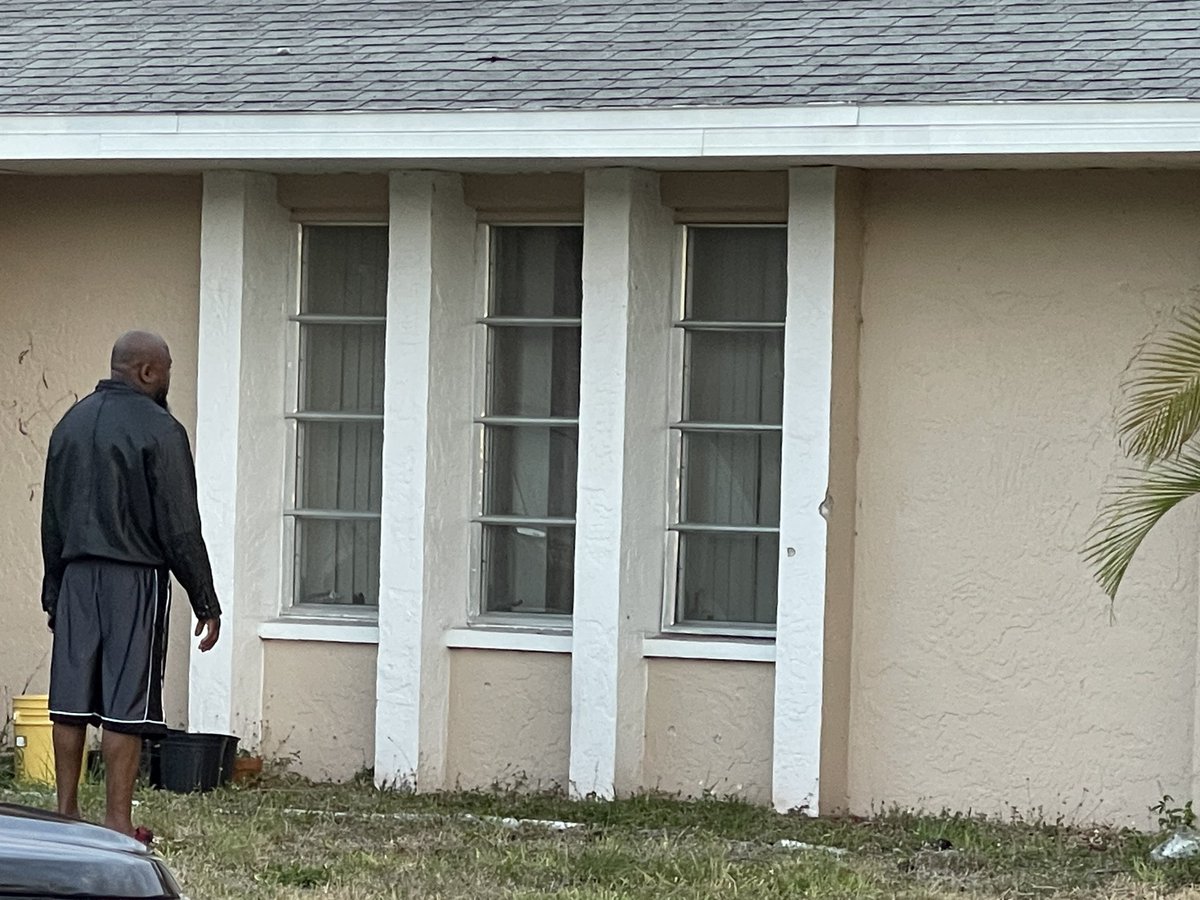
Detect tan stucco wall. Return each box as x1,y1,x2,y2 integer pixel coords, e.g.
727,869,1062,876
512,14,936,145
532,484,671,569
851,169,1200,825
261,641,377,780
644,659,774,803
0,175,202,732
446,649,571,791
819,169,865,814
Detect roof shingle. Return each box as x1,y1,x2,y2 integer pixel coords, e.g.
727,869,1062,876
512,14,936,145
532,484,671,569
2,1,1198,114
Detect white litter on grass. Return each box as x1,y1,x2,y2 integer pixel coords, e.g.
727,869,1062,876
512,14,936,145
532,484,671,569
775,839,849,856
465,814,582,832
276,806,584,832
1151,828,1200,862
275,809,848,854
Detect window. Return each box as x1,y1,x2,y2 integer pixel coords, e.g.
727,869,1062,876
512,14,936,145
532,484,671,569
287,225,387,610
670,226,786,627
476,226,583,616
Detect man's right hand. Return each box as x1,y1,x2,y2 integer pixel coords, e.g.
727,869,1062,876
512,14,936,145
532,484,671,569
195,616,220,652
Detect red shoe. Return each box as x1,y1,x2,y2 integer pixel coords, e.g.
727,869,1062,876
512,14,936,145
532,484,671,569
132,825,155,846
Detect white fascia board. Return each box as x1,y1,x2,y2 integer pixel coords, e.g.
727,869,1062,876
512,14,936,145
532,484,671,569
5,101,1200,164
101,128,707,159
856,99,1200,125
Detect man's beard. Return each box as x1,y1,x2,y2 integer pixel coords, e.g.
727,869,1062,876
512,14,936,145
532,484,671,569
154,390,170,412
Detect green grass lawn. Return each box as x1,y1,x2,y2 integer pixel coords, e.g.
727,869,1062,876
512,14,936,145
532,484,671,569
4,775,1200,898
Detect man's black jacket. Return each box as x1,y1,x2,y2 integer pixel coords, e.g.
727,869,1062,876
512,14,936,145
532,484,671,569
40,379,222,621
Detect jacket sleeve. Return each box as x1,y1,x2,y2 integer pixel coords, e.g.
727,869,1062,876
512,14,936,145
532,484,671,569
40,451,65,616
148,421,222,620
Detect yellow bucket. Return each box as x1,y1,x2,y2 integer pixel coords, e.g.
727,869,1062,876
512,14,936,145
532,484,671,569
12,694,56,786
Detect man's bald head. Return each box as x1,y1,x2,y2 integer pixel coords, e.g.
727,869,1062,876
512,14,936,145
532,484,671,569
110,331,173,407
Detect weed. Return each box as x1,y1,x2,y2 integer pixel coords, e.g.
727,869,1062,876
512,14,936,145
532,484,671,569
258,863,333,888
1151,795,1196,831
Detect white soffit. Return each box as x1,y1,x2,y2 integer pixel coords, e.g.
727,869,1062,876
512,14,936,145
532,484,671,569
4,101,1200,168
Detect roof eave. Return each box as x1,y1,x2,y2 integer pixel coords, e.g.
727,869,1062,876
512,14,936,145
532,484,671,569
4,100,1200,172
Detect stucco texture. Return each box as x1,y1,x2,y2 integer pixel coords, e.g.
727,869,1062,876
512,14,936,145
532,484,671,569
819,169,864,814
644,659,774,803
850,169,1200,825
447,649,571,792
261,641,377,781
0,175,201,732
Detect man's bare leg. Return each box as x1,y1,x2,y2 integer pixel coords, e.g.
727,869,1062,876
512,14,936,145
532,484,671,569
101,729,141,835
52,723,86,819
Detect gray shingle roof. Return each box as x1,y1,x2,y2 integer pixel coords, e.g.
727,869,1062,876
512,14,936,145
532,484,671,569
2,1,1199,114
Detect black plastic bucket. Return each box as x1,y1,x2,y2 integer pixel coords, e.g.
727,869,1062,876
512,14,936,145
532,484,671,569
150,730,239,793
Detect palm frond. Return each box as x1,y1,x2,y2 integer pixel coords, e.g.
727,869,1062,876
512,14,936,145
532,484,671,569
1118,307,1200,462
1085,448,1200,599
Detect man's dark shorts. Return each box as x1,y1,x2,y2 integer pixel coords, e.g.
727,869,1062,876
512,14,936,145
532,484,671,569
49,559,170,735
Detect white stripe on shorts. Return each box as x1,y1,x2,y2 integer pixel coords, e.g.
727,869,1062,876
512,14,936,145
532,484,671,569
144,569,159,723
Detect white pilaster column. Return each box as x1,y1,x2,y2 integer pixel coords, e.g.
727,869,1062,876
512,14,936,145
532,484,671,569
569,169,674,798
374,172,476,789
190,171,291,743
771,167,839,813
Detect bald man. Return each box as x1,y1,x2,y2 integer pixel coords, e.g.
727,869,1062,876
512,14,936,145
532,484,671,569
40,331,222,841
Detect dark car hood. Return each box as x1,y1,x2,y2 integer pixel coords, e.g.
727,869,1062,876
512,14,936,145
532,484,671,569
0,804,181,898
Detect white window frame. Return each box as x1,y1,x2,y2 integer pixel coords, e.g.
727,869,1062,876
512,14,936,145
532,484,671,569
467,222,581,630
281,221,388,621
661,223,785,639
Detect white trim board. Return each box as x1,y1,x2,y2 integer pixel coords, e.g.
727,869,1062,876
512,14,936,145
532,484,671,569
444,628,572,654
372,173,438,790
568,170,641,801
188,172,293,745
188,173,248,737
258,620,380,644
6,101,1200,165
643,637,776,663
770,167,837,817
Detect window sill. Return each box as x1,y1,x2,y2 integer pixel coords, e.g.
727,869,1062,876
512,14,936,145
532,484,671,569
444,626,572,654
258,618,380,645
642,635,775,663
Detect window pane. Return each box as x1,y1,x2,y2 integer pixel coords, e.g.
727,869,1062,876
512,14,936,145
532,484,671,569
490,326,581,417
300,324,385,414
681,432,781,527
482,524,574,614
685,330,783,424
687,228,786,322
295,517,380,607
491,226,583,318
676,532,778,625
298,422,383,513
479,224,583,618
483,425,577,518
301,226,388,316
